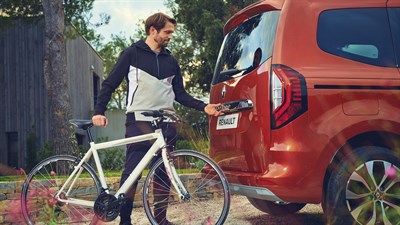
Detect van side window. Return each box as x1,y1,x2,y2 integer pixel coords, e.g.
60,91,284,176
388,8,400,67
212,11,280,84
317,8,397,67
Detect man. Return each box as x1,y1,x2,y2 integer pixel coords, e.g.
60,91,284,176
92,13,223,225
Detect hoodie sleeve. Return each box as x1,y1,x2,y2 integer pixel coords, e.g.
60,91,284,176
172,62,207,112
94,48,132,115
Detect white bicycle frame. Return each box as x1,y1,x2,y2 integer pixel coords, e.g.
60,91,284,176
54,128,188,207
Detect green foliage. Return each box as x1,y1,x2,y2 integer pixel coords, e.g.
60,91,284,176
174,108,210,155
174,101,208,133
166,24,197,83
37,142,54,162
26,130,39,171
97,34,135,109
176,127,210,155
0,0,42,17
0,0,109,47
96,137,125,170
25,129,54,170
166,0,258,93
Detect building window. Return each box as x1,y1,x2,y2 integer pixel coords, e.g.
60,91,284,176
93,73,100,107
75,133,85,146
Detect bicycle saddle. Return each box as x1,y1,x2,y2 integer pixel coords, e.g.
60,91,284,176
69,119,93,130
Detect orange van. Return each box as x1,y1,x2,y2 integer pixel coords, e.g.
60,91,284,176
209,0,400,224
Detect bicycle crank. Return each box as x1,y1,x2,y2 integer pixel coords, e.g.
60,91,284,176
94,193,126,222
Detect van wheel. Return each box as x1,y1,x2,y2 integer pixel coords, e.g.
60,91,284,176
323,146,400,225
247,197,306,215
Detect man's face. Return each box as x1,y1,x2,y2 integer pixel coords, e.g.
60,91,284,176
151,21,175,48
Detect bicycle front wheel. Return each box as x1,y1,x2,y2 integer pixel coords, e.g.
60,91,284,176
21,155,101,225
143,150,230,225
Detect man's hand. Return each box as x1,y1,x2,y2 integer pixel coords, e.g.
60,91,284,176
204,104,224,117
92,115,108,127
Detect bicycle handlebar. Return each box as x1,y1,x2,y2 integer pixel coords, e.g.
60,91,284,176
141,110,181,122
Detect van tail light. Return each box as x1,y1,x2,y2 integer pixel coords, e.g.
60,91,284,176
271,64,307,129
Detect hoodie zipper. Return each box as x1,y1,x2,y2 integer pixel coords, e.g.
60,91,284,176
155,53,160,78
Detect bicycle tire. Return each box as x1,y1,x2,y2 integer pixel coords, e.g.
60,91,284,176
143,150,230,225
21,155,102,225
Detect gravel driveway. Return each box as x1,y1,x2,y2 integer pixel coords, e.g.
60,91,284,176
111,195,326,225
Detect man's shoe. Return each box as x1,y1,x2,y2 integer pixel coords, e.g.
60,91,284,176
119,221,132,225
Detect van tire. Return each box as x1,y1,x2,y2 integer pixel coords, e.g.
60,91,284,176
322,146,400,225
247,197,306,215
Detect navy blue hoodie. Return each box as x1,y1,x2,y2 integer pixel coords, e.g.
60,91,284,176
94,40,207,121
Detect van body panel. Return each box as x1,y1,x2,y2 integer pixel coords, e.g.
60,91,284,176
210,59,272,173
387,0,400,7
210,0,400,204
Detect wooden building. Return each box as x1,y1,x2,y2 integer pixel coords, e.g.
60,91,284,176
0,17,103,169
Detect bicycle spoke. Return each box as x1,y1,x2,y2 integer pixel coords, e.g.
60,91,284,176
143,150,230,225
22,156,101,225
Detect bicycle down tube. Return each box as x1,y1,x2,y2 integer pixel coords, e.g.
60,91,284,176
55,129,165,207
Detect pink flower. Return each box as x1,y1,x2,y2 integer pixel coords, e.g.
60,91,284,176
205,216,215,225
19,168,26,175
7,197,25,224
50,171,56,176
48,198,58,206
386,166,398,179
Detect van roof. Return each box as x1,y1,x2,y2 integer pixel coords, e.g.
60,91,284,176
223,0,391,35
224,0,284,35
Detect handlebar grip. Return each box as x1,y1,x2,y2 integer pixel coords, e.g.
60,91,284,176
141,110,163,118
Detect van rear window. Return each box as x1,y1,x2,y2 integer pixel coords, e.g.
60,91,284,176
212,11,280,85
317,8,397,68
388,8,400,67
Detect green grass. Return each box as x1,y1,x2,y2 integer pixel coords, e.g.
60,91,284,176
0,175,26,182
0,170,146,182
0,167,202,183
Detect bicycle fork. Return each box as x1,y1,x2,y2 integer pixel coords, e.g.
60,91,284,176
161,147,190,201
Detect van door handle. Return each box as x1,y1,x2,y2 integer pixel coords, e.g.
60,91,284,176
216,99,253,114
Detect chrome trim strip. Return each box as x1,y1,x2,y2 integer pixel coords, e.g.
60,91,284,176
218,99,254,114
229,184,283,202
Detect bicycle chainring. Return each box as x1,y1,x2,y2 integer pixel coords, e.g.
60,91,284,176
94,193,120,222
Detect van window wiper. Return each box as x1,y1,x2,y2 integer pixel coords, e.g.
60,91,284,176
219,68,245,77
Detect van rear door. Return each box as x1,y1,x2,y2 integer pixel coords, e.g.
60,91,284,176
387,1,400,74
209,10,280,173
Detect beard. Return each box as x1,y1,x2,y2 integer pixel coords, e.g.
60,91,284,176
154,36,169,48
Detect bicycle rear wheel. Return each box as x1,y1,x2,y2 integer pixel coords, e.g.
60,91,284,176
143,150,230,225
21,155,101,225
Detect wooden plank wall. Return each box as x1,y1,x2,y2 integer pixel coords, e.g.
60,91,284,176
0,18,48,168
0,18,103,169
66,30,103,120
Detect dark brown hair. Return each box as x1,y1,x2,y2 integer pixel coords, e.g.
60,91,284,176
145,13,177,35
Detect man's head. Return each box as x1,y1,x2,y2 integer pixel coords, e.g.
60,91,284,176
252,48,262,68
145,13,177,49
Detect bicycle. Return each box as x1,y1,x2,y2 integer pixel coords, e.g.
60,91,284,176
21,110,231,225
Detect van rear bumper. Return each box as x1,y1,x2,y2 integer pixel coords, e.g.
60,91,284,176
230,183,283,202
223,170,322,203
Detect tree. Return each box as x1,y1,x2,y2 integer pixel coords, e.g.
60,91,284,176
1,0,107,155
166,0,258,92
0,0,109,47
42,0,75,155
98,34,135,109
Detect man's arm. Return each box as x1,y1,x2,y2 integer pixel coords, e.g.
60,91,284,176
93,48,132,126
172,63,223,117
